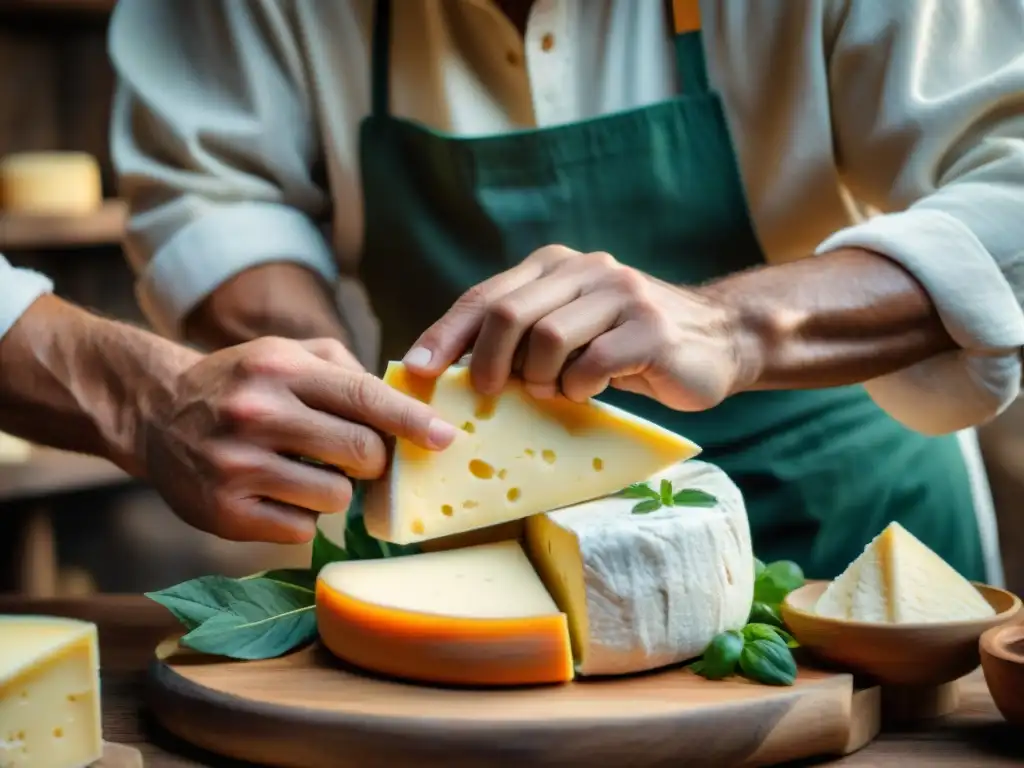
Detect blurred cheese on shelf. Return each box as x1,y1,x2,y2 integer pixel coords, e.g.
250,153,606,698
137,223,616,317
0,431,32,463
0,152,102,215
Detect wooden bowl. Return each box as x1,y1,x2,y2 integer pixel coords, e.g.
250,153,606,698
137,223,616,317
980,621,1024,726
782,581,1021,722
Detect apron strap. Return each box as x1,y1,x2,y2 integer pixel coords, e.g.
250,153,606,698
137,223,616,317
371,0,393,117
666,0,710,94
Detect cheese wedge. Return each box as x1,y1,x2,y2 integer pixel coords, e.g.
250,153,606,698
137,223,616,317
316,540,574,686
525,460,754,676
0,616,103,768
815,521,995,623
364,361,701,545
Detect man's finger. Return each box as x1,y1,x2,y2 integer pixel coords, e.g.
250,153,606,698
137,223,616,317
245,454,355,514
560,324,654,402
291,365,458,450
402,262,547,377
216,498,321,544
299,338,364,370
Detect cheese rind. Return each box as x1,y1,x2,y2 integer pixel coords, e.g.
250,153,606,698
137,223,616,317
815,521,996,623
0,615,103,768
364,361,702,545
316,540,574,686
525,460,755,676
0,152,102,215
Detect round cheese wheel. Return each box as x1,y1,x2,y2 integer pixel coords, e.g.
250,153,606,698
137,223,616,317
0,152,102,214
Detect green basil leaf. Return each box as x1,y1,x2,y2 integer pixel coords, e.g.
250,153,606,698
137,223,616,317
748,601,784,628
671,489,717,507
631,498,664,515
765,560,804,593
342,482,420,560
659,478,674,506
698,630,744,680
621,483,660,500
311,528,350,573
145,575,257,630
772,627,799,649
245,568,317,593
753,558,766,579
743,623,789,648
687,659,707,675
739,638,797,686
179,577,317,660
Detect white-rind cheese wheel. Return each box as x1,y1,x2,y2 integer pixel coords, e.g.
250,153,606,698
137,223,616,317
525,459,755,676
0,152,102,215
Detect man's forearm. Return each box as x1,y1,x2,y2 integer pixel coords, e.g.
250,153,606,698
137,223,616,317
700,247,958,392
0,295,199,475
183,263,352,351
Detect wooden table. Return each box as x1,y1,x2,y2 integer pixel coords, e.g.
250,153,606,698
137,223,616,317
1,595,1022,767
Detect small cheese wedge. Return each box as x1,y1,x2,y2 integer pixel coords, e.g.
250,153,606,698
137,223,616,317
316,540,574,686
0,152,102,215
0,616,102,768
525,460,754,676
364,361,701,545
815,521,996,623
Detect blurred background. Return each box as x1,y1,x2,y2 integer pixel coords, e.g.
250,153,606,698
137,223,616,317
0,2,1021,599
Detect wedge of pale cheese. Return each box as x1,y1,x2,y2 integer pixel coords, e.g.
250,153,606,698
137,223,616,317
316,540,575,686
364,361,701,545
0,616,103,768
815,521,995,623
525,459,754,676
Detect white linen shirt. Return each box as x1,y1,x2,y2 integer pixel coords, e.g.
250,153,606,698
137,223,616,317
0,256,52,340
107,0,1024,436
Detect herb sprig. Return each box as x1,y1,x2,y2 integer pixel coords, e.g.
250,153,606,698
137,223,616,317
619,479,717,514
146,481,417,660
689,557,805,686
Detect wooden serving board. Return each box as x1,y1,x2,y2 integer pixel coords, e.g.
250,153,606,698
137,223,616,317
147,638,881,768
94,742,143,767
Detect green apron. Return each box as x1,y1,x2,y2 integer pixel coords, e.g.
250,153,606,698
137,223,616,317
356,0,986,581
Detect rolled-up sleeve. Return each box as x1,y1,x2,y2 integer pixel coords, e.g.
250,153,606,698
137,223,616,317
108,0,338,339
0,255,52,342
815,0,1024,435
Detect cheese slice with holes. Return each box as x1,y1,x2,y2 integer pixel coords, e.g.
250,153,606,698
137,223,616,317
364,361,701,545
0,616,103,768
815,521,995,623
316,540,574,686
525,459,754,676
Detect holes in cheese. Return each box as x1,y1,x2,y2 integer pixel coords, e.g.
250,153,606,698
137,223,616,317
316,540,575,686
815,521,996,623
0,616,103,768
364,361,702,545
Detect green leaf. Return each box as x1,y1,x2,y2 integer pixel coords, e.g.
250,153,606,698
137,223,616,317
145,575,257,630
748,601,784,628
311,528,350,573
659,478,674,506
687,659,707,675
671,488,717,507
743,623,790,648
753,560,805,605
620,482,660,500
738,638,797,686
343,482,421,560
631,498,664,515
245,568,317,593
179,576,317,660
697,630,745,680
753,557,766,579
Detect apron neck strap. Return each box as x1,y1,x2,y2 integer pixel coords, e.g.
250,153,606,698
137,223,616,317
371,0,393,117
370,0,711,118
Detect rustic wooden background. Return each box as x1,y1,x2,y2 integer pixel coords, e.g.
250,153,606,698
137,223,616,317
0,0,1020,597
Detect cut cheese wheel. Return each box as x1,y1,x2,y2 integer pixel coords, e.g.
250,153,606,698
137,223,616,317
0,615,103,768
316,540,574,686
0,152,102,215
815,521,995,623
364,361,701,545
526,459,754,676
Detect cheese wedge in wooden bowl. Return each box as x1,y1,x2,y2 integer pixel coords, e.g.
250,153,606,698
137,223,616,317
782,522,1021,721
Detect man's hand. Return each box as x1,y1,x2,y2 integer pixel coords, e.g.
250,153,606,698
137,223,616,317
402,246,755,411
136,336,458,544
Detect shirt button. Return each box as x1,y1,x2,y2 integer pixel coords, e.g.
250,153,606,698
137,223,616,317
541,33,555,52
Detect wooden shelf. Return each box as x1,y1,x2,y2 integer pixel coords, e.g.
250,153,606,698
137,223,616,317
0,199,126,251
0,0,117,18
0,447,130,503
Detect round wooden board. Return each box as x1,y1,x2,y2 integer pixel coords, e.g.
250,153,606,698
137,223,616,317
148,638,881,768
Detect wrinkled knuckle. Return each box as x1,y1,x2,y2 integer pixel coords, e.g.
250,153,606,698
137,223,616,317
239,337,299,378
348,428,384,470
532,244,577,268
587,250,619,269
346,372,385,414
220,389,278,427
461,283,492,310
581,338,617,374
488,297,523,329
610,266,647,295
531,318,567,350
